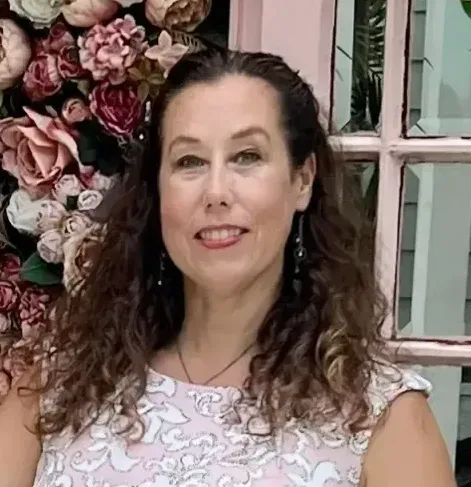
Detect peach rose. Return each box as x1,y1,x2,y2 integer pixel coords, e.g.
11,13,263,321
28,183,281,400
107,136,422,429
0,19,32,90
62,98,92,125
62,0,119,27
0,107,80,199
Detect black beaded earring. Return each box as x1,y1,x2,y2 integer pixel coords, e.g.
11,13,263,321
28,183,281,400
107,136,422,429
293,213,307,295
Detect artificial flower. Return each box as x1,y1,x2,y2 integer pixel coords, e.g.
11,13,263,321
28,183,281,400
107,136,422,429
0,280,21,313
37,228,64,264
77,190,103,211
0,108,80,198
78,14,147,85
35,22,75,55
8,0,64,29
23,53,63,101
62,211,93,239
61,0,119,28
145,30,189,77
145,0,211,32
16,285,54,339
0,371,10,399
53,174,84,206
0,19,32,90
63,223,104,295
37,200,68,233
57,44,84,79
62,98,92,125
90,82,143,136
114,0,143,6
0,253,21,281
86,171,117,193
6,189,45,235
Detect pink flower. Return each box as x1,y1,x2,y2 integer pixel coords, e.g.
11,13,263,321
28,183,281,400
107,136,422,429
53,174,84,205
37,228,64,264
16,286,54,340
0,313,13,333
62,0,119,28
0,253,21,281
78,14,147,85
35,23,75,55
85,171,117,192
23,53,62,101
0,108,80,199
62,98,92,125
0,371,11,400
90,82,143,136
145,30,189,77
57,44,84,79
0,19,32,90
37,200,68,233
0,281,21,313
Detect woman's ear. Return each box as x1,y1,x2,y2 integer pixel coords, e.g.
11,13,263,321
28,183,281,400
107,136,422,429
295,154,316,211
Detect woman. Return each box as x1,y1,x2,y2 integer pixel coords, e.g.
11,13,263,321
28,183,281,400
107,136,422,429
0,49,455,487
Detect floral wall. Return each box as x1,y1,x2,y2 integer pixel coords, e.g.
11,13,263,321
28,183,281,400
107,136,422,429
0,0,227,400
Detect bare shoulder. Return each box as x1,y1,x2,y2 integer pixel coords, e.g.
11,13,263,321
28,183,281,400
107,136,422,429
362,391,456,487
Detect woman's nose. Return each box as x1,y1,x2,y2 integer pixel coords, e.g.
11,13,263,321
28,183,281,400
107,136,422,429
203,163,234,209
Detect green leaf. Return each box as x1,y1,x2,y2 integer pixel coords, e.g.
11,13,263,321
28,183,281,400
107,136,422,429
462,1,471,19
20,251,63,286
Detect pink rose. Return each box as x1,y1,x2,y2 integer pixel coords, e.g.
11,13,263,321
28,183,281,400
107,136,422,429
57,44,84,79
86,171,117,192
0,280,21,313
90,83,143,136
23,54,62,101
0,19,32,90
62,98,91,125
78,14,147,85
62,211,93,239
62,0,119,28
37,200,68,233
37,229,64,264
16,286,54,340
0,108,80,199
36,23,75,55
77,189,103,211
0,253,21,281
53,174,84,205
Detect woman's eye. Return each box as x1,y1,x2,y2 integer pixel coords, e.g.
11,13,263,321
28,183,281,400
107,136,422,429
234,150,261,165
176,156,205,169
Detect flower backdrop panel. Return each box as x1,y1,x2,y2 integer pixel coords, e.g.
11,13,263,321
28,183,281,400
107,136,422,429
0,0,227,399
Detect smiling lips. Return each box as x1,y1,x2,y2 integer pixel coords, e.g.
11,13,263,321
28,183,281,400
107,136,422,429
195,225,248,249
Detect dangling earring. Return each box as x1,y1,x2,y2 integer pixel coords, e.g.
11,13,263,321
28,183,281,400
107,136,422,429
293,213,307,295
157,251,166,287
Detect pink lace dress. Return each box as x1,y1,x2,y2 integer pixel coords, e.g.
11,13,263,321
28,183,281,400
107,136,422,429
32,365,431,487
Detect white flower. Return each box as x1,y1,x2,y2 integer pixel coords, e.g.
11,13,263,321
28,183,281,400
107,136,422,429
6,189,45,235
77,190,103,211
53,174,84,205
37,228,64,264
87,172,117,193
8,0,65,29
145,30,189,77
37,200,68,233
62,211,93,239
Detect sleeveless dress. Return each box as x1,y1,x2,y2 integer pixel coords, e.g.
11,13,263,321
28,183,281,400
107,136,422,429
32,365,431,487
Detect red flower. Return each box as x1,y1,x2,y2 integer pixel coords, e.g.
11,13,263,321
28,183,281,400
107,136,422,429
36,22,75,56
90,82,143,137
57,45,84,79
0,280,21,313
23,54,62,101
0,253,21,281
16,286,54,339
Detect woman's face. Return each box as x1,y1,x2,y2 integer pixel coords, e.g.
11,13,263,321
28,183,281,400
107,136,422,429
159,74,314,294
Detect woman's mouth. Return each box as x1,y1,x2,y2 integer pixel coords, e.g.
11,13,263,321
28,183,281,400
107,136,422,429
195,226,249,249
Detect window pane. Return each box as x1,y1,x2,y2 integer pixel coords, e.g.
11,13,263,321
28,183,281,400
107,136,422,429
333,0,387,133
408,0,471,135
398,163,471,337
410,365,471,483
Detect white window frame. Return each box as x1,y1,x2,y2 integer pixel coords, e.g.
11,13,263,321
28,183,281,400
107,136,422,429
229,0,471,366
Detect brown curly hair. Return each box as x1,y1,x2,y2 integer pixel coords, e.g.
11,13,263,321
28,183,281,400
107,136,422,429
12,49,389,438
